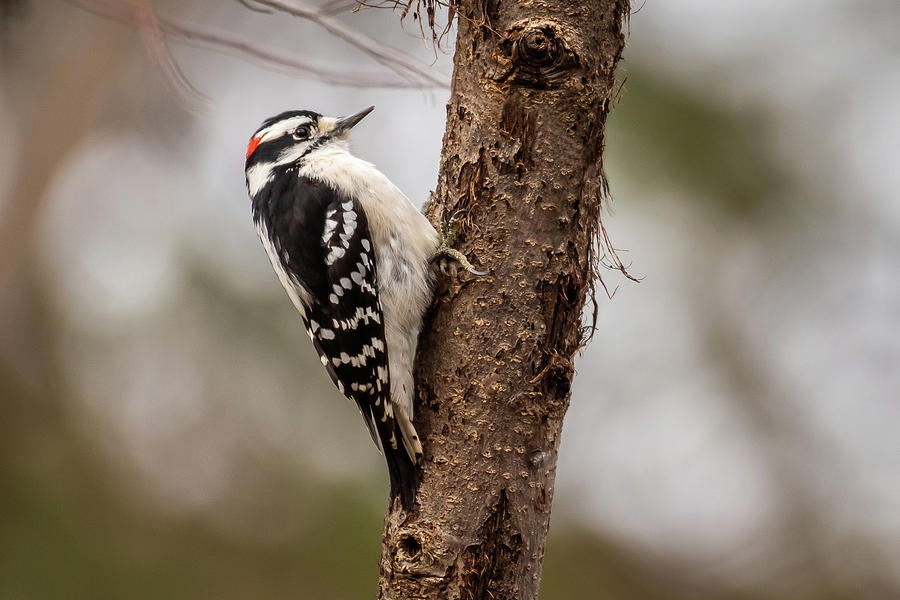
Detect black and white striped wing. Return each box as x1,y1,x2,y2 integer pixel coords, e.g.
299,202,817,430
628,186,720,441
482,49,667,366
305,197,396,450
254,174,395,451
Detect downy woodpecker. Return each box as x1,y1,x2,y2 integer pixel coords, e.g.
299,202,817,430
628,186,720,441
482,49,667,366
244,106,479,507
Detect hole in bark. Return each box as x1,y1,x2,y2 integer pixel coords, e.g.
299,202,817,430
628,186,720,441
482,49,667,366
399,534,422,559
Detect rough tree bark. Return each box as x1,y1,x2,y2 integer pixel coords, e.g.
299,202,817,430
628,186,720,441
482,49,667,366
379,1,629,598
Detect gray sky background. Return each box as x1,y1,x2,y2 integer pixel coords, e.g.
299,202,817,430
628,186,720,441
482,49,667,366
2,1,898,596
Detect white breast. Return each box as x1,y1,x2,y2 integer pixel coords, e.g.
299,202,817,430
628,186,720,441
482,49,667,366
299,145,441,418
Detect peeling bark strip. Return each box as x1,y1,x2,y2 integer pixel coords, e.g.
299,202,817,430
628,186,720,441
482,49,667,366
379,1,629,598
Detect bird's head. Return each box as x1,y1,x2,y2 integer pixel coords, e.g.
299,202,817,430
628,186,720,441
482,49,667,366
245,106,374,185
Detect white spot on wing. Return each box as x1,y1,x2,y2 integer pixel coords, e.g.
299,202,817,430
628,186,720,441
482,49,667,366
322,219,338,242
326,246,346,265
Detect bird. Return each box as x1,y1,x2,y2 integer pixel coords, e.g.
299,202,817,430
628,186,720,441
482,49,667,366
244,106,481,508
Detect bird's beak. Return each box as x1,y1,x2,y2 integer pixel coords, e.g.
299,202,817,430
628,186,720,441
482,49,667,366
334,106,374,134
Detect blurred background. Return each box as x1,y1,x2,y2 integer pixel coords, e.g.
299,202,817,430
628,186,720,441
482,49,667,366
2,0,898,598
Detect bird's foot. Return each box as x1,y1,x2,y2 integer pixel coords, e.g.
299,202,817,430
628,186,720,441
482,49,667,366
431,211,486,276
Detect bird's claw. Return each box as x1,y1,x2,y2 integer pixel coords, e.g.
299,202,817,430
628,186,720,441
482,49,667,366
432,246,486,277
430,208,486,276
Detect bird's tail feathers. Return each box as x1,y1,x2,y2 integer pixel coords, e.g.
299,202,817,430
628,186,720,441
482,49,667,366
394,403,424,465
383,430,418,510
365,401,418,510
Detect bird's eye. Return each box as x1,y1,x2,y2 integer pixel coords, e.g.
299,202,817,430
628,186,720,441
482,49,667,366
292,125,311,140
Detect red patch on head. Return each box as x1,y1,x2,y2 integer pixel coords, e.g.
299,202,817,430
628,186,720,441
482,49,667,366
246,136,262,160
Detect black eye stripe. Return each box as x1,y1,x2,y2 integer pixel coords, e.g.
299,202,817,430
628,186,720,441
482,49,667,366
247,116,330,168
254,109,320,137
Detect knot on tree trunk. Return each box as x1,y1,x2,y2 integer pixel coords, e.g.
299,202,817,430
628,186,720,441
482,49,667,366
498,20,579,89
520,29,558,67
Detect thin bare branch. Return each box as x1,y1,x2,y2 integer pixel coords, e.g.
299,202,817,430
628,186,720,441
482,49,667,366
253,0,447,86
317,0,362,16
233,0,274,13
67,0,446,89
129,0,207,113
356,0,459,48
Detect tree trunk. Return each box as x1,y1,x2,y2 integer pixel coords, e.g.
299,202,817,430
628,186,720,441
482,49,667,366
379,1,629,598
